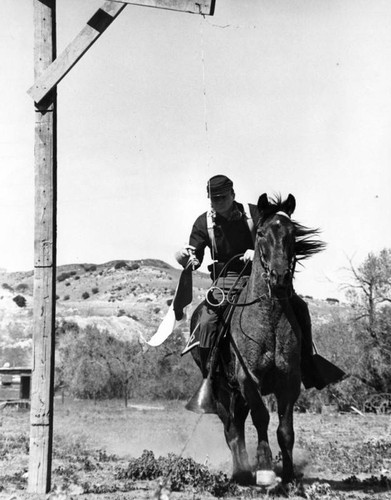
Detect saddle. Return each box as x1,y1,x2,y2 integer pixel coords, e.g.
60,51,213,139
181,272,249,356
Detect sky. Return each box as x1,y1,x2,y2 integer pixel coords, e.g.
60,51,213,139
1,0,391,301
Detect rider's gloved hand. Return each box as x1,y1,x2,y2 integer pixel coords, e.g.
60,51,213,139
175,245,200,269
240,249,254,263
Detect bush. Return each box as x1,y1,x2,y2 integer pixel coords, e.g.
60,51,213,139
112,261,139,271
56,325,199,403
114,261,128,270
55,319,80,337
91,287,99,295
13,295,26,308
64,295,70,301
57,271,76,282
2,283,13,292
117,450,237,496
82,292,90,300
83,264,97,272
16,283,29,293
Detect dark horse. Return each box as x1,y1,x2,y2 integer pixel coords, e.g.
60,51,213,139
190,193,324,486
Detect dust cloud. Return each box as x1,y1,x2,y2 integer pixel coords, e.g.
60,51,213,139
98,408,310,477
102,412,232,474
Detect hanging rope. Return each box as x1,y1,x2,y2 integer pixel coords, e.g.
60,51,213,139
199,14,218,281
199,12,209,144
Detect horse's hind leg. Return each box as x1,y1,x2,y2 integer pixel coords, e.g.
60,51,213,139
218,386,253,485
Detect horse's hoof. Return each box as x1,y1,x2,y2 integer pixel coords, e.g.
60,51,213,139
255,469,278,486
232,470,255,486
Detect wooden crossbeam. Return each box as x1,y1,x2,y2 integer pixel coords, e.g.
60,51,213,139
108,0,215,15
27,1,127,104
28,0,215,104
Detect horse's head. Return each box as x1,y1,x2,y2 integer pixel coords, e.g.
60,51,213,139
255,193,325,297
256,193,297,295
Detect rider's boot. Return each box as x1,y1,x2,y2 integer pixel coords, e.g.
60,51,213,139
186,346,217,414
292,295,346,390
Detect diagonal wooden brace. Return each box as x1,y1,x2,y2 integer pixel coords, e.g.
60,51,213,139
27,1,127,104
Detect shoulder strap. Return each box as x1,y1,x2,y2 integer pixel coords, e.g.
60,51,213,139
207,205,255,252
206,210,217,255
243,203,255,243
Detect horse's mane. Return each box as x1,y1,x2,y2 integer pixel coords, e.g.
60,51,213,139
260,194,326,261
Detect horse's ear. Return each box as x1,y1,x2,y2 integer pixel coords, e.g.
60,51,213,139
285,194,296,216
257,193,269,212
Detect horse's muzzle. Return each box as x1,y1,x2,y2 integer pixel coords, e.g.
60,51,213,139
269,269,291,290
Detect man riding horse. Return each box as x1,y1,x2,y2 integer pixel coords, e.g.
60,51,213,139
176,174,343,390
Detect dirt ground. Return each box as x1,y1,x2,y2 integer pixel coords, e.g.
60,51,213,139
1,398,391,499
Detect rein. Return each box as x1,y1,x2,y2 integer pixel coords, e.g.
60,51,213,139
226,282,269,307
205,254,269,307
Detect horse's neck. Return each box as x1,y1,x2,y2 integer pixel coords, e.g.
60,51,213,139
246,249,269,298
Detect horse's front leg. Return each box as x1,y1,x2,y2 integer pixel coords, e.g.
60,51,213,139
240,372,273,472
217,383,253,485
275,384,300,484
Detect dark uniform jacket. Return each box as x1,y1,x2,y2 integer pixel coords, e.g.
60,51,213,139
189,201,260,278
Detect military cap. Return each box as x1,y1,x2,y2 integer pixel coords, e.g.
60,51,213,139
207,175,234,197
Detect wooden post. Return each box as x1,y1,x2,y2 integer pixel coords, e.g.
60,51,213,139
28,0,57,493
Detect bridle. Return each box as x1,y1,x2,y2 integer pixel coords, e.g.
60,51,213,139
257,246,297,297
256,210,297,299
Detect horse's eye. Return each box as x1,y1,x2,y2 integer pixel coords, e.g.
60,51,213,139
257,230,265,238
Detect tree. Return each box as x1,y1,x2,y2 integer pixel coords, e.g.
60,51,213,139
104,337,143,407
0,345,30,367
56,323,145,405
345,248,391,338
344,248,391,393
139,328,200,400
57,325,111,401
354,306,391,393
55,321,200,404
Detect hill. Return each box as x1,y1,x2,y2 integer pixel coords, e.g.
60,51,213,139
0,260,210,366
0,259,351,366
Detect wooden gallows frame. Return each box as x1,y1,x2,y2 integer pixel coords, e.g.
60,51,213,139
27,0,215,493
